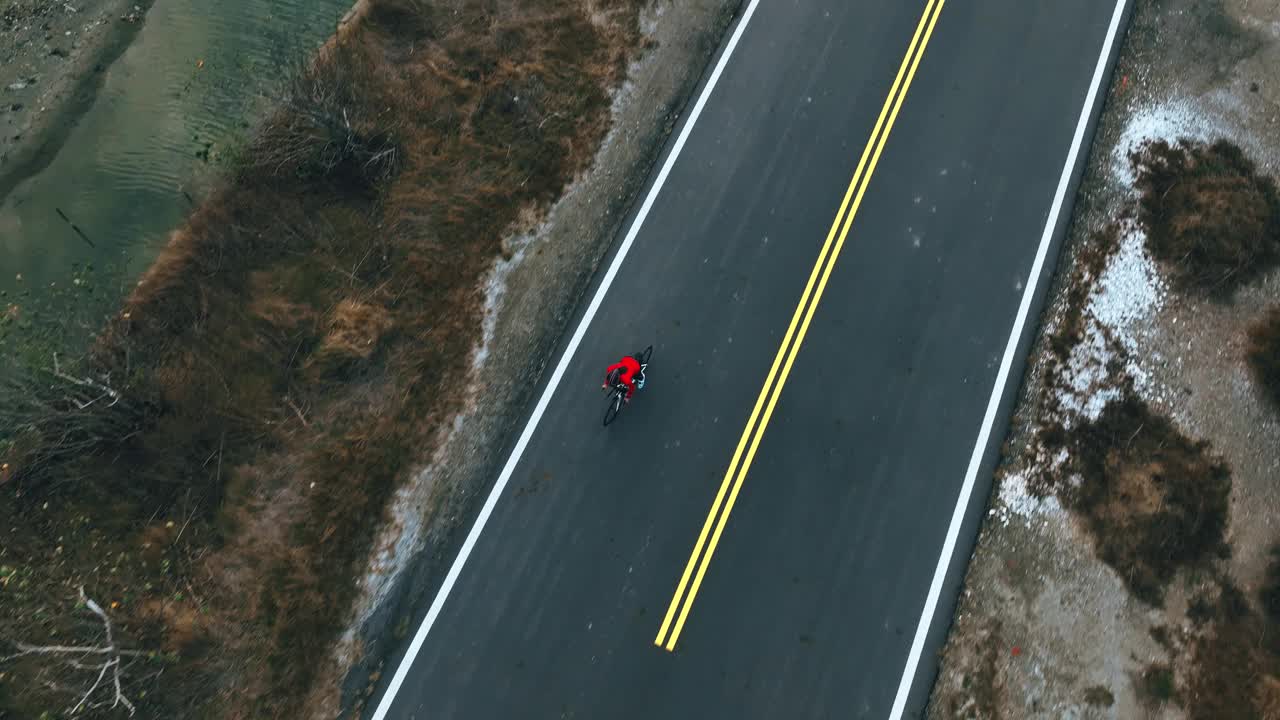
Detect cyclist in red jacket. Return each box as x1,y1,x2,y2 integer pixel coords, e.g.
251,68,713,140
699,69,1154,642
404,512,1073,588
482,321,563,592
603,353,646,402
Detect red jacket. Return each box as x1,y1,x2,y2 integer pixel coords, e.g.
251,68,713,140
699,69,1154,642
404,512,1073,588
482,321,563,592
605,356,642,398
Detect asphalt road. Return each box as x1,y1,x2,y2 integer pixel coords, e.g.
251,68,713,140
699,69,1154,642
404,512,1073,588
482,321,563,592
369,0,1129,717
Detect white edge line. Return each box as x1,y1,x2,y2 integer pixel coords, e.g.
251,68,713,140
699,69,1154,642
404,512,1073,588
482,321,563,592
886,1,1130,718
367,1,763,717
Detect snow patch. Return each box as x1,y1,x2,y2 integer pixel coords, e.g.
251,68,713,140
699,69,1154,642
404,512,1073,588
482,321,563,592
1090,228,1165,332
1056,223,1170,421
1112,99,1222,186
1058,322,1121,422
1091,227,1167,401
991,472,1063,527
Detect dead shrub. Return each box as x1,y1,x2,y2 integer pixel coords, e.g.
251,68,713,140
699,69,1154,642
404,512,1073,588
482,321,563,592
1131,139,1280,296
246,41,401,191
1057,394,1231,605
0,351,159,492
1248,306,1280,410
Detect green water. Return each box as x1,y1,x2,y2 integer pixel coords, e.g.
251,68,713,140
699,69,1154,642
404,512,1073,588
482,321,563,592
0,0,354,359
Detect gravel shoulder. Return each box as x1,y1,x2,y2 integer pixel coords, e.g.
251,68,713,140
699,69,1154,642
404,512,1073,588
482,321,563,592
0,0,153,203
929,0,1280,717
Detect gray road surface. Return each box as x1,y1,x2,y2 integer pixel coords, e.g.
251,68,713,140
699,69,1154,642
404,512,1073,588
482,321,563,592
369,0,1129,717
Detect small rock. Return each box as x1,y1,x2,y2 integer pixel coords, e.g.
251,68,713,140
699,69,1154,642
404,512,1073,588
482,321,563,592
9,104,21,112
1250,82,1259,93
6,82,27,92
49,47,67,58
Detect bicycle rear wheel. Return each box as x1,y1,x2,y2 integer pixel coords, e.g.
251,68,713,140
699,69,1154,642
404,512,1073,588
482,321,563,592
603,390,624,426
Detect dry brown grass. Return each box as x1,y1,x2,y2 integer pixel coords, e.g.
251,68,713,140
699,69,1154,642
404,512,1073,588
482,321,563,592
0,0,647,717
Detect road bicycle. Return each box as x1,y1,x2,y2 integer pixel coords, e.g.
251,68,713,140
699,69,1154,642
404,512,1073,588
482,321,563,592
602,345,652,427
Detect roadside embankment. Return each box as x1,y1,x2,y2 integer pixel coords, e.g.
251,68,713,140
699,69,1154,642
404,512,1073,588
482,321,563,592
1,0,739,717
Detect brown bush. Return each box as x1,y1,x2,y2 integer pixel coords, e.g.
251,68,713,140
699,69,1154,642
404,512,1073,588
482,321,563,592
1248,306,1280,410
247,41,402,192
1055,394,1231,605
1131,139,1280,296
0,350,160,492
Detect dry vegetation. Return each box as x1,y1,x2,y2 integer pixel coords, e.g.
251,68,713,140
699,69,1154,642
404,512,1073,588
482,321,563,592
1026,140,1276,611
1042,394,1232,606
962,137,1278,716
1131,138,1280,297
1055,139,1280,715
0,0,647,716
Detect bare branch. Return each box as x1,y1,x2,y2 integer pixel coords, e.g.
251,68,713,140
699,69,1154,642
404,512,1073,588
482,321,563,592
1,588,148,716
80,587,114,650
112,660,136,715
70,657,113,716
8,643,147,658
52,353,122,408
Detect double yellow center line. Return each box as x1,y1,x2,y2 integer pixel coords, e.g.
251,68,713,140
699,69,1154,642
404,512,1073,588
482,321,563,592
653,0,947,652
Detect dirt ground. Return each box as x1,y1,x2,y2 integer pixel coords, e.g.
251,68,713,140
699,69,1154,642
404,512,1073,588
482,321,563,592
929,0,1280,718
0,0,152,203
